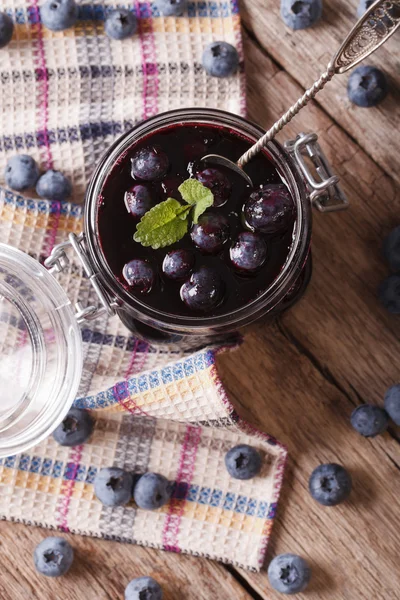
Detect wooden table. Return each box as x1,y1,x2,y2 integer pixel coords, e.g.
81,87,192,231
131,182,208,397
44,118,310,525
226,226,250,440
1,2,400,598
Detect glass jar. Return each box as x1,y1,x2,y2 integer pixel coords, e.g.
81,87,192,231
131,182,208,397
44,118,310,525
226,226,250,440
0,108,347,456
55,108,347,343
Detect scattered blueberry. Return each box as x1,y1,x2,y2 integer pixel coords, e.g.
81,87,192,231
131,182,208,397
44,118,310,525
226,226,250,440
280,0,322,30
34,537,74,578
180,266,224,312
309,463,352,506
268,554,311,595
104,9,137,40
123,259,155,294
52,407,94,446
384,384,400,426
124,184,154,219
36,170,72,200
347,66,388,108
162,249,195,280
125,576,163,600
350,404,389,437
230,231,268,273
190,213,229,254
4,155,40,191
40,0,78,31
195,168,232,207
244,184,294,235
357,0,375,18
133,472,172,510
131,146,169,181
0,12,13,49
156,0,187,16
202,42,239,78
378,274,400,314
225,444,262,480
383,225,400,272
94,467,133,507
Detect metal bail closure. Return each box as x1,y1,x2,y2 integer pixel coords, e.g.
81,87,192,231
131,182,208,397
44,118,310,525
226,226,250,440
284,132,349,213
44,232,118,323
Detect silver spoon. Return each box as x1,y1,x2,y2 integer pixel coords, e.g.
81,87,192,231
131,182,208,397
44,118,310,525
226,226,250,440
202,0,400,186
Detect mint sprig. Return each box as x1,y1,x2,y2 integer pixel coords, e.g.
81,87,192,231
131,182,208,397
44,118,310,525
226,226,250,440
133,178,214,249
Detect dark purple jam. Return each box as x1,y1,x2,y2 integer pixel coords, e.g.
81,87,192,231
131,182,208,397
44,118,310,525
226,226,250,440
97,123,296,317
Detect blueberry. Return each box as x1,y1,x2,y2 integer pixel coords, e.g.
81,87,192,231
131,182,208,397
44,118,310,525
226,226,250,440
52,407,94,446
123,259,155,294
94,467,133,507
244,184,295,235
105,9,137,40
309,463,352,506
357,0,374,17
268,554,311,595
378,274,400,314
125,576,163,600
350,404,389,437
156,0,187,16
4,155,40,191
190,213,229,254
202,42,239,78
225,444,262,480
124,184,153,219
34,537,74,577
0,12,13,49
133,472,172,510
347,66,388,108
280,0,322,30
131,146,169,181
195,168,231,207
383,226,400,272
180,266,224,312
162,249,195,280
384,384,400,426
40,0,78,31
230,232,268,273
36,170,72,200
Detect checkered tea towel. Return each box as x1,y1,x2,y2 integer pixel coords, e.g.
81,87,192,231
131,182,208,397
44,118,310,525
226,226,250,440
0,0,287,571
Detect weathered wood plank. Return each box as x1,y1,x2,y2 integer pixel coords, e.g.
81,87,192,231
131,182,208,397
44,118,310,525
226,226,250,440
0,521,253,600
241,0,400,186
214,32,400,600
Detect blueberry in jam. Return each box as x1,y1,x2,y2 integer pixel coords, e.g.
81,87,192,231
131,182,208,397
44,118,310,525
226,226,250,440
124,184,154,219
130,146,169,181
230,231,267,273
244,183,294,235
191,213,230,254
162,249,195,281
97,123,297,317
122,259,154,293
181,266,224,312
195,168,232,207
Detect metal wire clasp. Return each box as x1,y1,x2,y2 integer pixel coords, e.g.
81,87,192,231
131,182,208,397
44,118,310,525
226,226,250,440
284,133,349,213
44,232,118,323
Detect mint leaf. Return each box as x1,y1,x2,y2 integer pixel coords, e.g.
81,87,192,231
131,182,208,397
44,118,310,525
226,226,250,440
178,179,214,223
133,198,191,249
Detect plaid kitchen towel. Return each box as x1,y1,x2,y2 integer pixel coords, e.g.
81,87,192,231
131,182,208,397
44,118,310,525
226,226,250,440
0,0,287,571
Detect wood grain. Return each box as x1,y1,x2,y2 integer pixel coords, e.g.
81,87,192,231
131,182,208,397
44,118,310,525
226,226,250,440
1,2,400,599
241,0,400,186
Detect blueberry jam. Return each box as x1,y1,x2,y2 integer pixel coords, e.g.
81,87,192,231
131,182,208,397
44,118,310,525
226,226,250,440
97,123,296,318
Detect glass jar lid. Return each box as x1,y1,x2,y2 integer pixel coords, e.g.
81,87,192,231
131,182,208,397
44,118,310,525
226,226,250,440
0,243,83,457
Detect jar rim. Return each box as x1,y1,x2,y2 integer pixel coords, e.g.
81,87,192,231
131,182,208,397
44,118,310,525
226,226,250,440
84,108,312,332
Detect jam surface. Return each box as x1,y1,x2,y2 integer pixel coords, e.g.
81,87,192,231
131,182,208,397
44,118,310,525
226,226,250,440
97,123,296,317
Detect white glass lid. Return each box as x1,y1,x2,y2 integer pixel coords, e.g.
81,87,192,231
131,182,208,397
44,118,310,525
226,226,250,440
0,243,83,457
